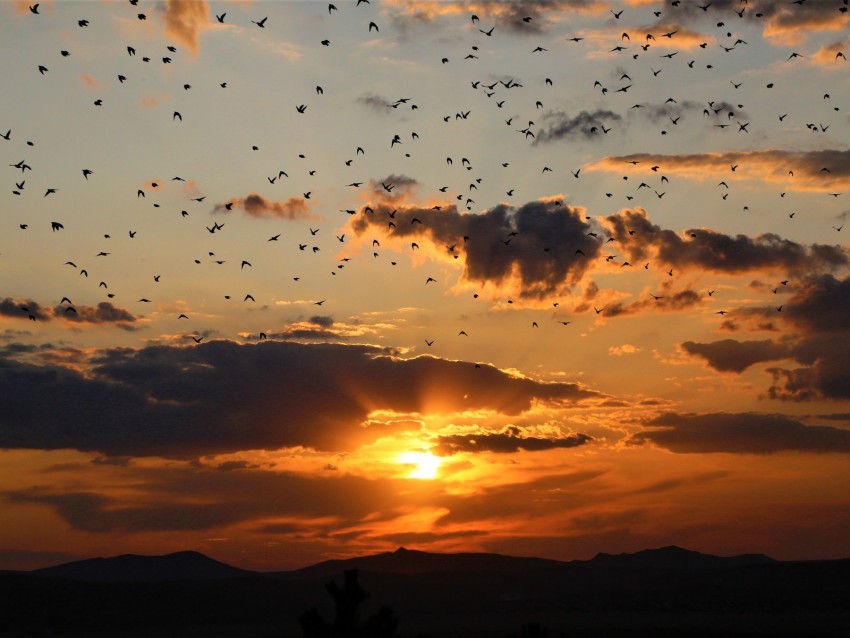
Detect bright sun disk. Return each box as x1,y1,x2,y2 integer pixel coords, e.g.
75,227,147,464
397,451,442,479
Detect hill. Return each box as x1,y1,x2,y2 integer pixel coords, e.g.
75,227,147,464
33,549,253,582
1,546,846,637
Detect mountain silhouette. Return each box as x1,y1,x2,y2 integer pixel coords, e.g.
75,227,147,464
285,546,568,579
3,546,846,637
33,549,252,582
587,544,775,569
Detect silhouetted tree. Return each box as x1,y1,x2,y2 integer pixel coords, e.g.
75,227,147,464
298,569,398,638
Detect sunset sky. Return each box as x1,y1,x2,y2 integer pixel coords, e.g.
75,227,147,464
1,0,849,572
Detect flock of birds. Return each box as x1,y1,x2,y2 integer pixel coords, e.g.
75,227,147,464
3,0,848,351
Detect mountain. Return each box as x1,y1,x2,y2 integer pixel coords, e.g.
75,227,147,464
284,546,568,579
33,549,253,582
282,545,773,580
4,547,848,637
586,544,775,569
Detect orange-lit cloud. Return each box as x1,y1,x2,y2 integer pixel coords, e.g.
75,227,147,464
666,0,849,47
628,24,711,49
588,149,850,193
382,0,607,34
162,0,210,55
761,4,850,46
811,40,848,66
12,0,52,15
78,74,104,90
138,92,172,109
0,341,600,457
213,193,318,220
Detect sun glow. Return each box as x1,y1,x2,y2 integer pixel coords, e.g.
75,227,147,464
397,451,443,479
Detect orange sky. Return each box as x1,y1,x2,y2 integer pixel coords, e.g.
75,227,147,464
0,0,849,571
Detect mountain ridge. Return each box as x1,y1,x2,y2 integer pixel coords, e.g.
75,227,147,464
33,549,254,582
29,544,778,583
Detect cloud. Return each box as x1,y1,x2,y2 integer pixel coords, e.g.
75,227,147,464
0,298,50,321
351,198,603,299
5,464,404,533
629,412,850,454
53,302,139,329
681,339,792,373
588,149,850,193
628,24,710,49
811,40,848,67
368,174,419,200
309,315,334,328
681,275,850,401
356,93,396,112
11,0,52,15
161,0,210,55
1,299,139,329
433,425,592,455
533,110,622,144
382,0,606,35
608,344,640,356
782,273,850,335
0,341,599,457
759,2,850,45
78,74,104,90
213,193,317,220
602,289,703,317
603,208,848,275
661,0,849,46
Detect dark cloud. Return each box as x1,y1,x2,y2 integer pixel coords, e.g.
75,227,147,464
261,327,346,341
368,174,418,199
602,289,702,317
352,199,602,299
782,273,850,334
636,100,748,127
664,0,849,44
765,333,850,402
357,93,395,112
308,315,334,328
533,110,622,144
604,208,848,275
0,298,50,321
629,412,850,454
0,341,598,457
681,339,792,373
682,275,850,401
213,193,315,220
54,302,139,328
434,427,593,455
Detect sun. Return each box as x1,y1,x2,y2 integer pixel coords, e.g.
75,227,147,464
397,451,443,479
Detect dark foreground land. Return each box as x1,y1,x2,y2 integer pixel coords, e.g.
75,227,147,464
2,546,849,637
